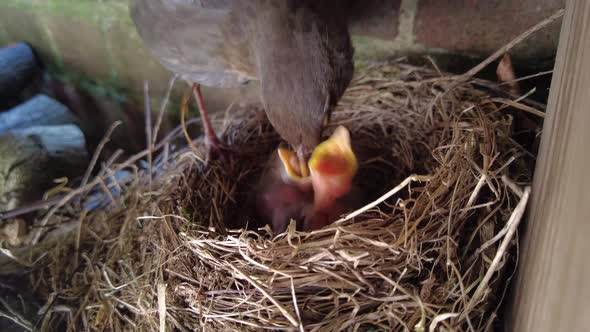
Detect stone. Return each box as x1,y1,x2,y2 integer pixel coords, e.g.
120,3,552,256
0,94,77,134
0,124,88,212
0,42,39,100
0,218,27,247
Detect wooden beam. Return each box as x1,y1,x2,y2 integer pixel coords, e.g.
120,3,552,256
507,0,590,331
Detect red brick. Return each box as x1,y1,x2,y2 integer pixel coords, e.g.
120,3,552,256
348,0,402,40
415,0,564,60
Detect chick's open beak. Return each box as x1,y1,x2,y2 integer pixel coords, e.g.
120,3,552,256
278,148,311,183
277,126,356,212
308,126,357,210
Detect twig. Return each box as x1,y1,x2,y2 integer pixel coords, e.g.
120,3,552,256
502,175,524,198
181,87,204,162
31,121,122,243
461,186,531,318
74,209,88,267
0,296,34,331
0,310,33,331
334,175,431,224
459,9,564,80
0,118,201,222
0,197,62,222
29,119,205,244
471,78,547,110
80,121,122,190
153,74,177,144
498,69,553,86
490,98,545,118
157,282,167,332
228,262,300,328
99,149,124,178
144,81,153,188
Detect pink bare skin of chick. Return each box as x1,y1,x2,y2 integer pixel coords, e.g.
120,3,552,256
255,151,313,233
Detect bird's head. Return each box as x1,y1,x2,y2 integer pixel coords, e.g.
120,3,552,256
278,126,357,212
255,2,354,158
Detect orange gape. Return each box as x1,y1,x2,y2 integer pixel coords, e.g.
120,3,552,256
313,153,350,175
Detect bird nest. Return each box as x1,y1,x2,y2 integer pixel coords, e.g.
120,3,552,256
3,60,542,331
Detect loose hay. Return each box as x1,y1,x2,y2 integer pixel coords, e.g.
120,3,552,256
3,61,542,331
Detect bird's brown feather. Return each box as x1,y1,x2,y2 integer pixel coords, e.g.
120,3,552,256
130,0,354,153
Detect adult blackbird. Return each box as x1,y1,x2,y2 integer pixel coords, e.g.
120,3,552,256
129,0,354,163
130,0,361,230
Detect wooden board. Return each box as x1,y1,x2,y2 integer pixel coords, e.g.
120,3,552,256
507,0,590,330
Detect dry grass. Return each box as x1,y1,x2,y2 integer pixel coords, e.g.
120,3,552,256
0,57,546,332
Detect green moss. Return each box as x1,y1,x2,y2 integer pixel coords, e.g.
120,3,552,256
1,0,131,27
0,25,8,45
0,1,132,97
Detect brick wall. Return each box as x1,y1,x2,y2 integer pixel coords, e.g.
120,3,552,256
349,0,563,63
0,0,564,109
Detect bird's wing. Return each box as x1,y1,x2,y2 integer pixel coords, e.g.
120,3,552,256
129,0,255,87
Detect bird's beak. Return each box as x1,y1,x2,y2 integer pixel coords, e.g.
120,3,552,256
308,126,357,210
278,148,311,184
